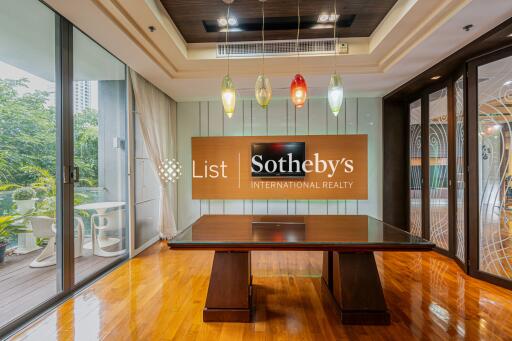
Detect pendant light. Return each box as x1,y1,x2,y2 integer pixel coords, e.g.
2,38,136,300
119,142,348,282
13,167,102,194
327,0,344,116
221,0,236,118
255,0,272,108
290,0,307,108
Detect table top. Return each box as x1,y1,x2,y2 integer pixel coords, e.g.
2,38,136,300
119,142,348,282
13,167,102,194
168,215,435,252
74,201,126,211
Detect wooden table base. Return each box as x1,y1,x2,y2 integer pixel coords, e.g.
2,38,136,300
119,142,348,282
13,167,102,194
204,250,389,325
323,251,390,325
203,251,253,322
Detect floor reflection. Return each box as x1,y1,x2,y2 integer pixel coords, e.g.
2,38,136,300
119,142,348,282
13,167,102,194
11,243,512,341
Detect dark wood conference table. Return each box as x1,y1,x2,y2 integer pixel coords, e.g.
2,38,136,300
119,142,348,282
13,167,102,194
168,215,434,325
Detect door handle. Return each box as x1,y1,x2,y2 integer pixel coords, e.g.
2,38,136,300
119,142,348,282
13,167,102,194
72,166,80,183
63,166,80,184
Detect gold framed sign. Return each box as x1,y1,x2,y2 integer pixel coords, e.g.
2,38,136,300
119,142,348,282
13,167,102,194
191,135,368,200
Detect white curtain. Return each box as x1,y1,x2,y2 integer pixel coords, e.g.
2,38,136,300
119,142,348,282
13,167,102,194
129,70,177,239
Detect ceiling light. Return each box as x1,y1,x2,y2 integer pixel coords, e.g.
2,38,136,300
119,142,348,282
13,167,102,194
217,18,228,27
431,75,441,80
504,80,512,86
227,17,238,26
318,14,329,23
508,33,512,37
328,14,339,22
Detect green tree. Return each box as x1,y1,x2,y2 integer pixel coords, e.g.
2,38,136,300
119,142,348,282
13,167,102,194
0,78,56,185
0,78,99,188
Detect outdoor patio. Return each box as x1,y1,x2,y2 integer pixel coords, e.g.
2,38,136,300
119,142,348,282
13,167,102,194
0,243,124,327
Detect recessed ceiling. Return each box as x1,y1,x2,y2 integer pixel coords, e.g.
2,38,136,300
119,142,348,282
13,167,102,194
160,0,398,43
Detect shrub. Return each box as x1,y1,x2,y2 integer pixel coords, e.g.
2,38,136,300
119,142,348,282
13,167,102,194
12,187,36,201
33,186,48,199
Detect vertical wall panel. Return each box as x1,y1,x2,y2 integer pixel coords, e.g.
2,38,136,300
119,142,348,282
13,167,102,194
243,100,253,214
357,97,382,219
224,100,245,214
327,99,340,214
177,102,200,231
208,101,224,214
345,98,359,214
295,100,309,214
251,101,268,214
199,101,210,215
309,98,328,214
267,99,288,214
337,100,347,214
176,97,383,229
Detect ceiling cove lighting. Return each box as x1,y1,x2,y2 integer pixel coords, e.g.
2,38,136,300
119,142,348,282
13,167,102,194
290,0,308,108
327,0,343,116
431,75,441,80
255,0,272,109
221,0,236,118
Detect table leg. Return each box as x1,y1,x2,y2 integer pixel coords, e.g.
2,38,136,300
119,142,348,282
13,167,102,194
328,251,390,325
203,251,252,322
322,251,333,290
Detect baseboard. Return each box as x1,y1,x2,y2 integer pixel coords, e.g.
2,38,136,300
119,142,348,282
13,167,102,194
132,235,160,257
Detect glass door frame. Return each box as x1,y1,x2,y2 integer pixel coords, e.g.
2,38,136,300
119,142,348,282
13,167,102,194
407,96,423,238
453,66,469,272
467,45,512,290
0,11,129,339
418,80,456,258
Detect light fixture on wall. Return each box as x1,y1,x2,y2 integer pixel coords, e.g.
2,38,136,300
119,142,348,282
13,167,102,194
290,0,307,108
327,0,343,116
221,0,236,118
255,0,272,108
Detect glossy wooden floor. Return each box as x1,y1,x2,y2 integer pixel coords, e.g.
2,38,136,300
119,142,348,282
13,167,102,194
10,241,512,340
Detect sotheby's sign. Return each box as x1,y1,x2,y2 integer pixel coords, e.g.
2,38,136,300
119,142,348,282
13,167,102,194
191,135,367,200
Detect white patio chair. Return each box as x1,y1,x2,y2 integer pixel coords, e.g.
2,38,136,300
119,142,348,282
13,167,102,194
29,216,56,268
74,216,85,258
90,209,126,257
30,216,85,268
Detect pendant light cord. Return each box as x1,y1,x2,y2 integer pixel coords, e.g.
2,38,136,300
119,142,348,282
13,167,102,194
333,0,337,73
296,0,300,70
262,1,265,75
226,4,230,76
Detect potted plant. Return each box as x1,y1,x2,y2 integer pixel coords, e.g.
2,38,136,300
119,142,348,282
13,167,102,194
0,215,29,263
12,187,37,214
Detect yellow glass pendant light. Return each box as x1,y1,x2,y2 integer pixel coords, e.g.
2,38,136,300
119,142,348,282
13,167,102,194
221,0,236,117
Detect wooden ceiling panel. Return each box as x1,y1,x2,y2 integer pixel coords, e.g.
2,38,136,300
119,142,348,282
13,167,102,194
160,0,398,43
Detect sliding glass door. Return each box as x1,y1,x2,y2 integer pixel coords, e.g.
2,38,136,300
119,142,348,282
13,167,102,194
454,76,466,263
0,0,129,334
471,52,512,283
72,28,128,284
0,0,60,329
409,99,423,237
428,88,450,251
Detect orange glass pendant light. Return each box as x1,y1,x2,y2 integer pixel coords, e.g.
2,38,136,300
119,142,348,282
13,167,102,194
290,0,307,108
290,74,307,108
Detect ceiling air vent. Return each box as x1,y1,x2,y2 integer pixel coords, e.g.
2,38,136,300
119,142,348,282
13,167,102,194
216,38,348,58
